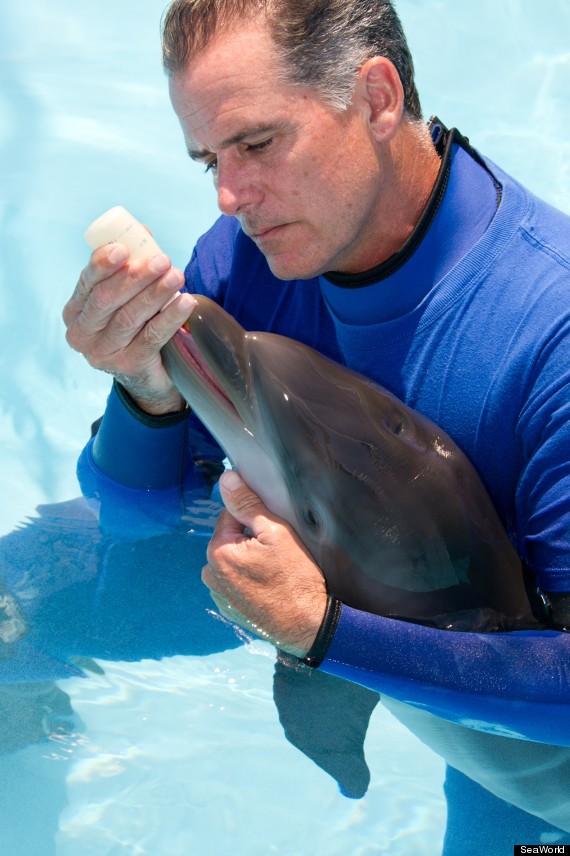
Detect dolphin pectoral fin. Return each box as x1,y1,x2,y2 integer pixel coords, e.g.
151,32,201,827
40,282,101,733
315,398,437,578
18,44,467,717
68,656,105,675
273,653,380,799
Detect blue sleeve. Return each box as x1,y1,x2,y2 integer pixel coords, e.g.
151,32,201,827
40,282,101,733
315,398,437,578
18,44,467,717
319,604,570,746
76,390,188,538
90,381,191,489
78,382,225,538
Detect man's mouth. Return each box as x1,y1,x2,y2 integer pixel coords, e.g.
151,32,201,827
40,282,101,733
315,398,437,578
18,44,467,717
244,223,289,241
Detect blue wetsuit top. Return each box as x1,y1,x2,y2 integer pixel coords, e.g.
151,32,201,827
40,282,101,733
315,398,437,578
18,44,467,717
80,122,570,744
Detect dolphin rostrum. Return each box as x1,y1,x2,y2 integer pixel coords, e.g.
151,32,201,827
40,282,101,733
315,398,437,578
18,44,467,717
162,296,540,631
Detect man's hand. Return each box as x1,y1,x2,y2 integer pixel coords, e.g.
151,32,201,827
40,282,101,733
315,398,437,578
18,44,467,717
203,471,328,658
63,244,196,414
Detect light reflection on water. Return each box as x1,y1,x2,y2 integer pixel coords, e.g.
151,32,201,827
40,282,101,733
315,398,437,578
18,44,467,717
1,1,569,854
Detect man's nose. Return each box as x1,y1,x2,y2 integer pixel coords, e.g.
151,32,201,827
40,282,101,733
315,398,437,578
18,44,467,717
215,156,262,216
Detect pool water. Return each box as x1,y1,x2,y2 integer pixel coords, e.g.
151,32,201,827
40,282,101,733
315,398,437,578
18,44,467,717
1,2,569,854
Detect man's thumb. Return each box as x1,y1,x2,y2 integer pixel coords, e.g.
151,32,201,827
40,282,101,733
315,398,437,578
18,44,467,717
218,470,268,533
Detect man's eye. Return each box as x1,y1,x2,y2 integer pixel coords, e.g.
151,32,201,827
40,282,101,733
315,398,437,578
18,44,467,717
246,138,273,153
204,159,218,174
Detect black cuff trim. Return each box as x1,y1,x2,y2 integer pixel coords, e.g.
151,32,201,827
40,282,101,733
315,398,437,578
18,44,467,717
545,591,570,632
301,595,342,668
113,379,189,429
91,415,103,437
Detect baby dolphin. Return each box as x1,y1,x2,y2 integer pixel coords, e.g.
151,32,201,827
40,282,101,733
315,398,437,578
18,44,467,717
162,296,540,631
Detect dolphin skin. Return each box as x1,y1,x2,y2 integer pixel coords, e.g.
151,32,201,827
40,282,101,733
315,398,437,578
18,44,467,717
162,296,540,631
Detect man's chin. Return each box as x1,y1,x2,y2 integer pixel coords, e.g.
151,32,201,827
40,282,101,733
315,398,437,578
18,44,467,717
264,252,326,283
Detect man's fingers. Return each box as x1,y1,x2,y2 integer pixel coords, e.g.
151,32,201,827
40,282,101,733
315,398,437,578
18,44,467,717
62,243,130,325
64,241,181,329
217,470,277,538
138,290,196,347
207,507,251,559
65,263,187,365
94,268,186,347
68,291,194,384
78,258,182,332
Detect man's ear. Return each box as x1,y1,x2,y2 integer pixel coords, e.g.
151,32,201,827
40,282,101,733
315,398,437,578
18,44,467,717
356,56,404,143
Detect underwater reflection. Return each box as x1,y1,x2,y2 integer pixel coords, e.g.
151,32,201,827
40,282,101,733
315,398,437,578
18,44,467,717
0,495,568,854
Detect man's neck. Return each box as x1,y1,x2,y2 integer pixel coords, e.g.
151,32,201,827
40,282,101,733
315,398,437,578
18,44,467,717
371,121,443,265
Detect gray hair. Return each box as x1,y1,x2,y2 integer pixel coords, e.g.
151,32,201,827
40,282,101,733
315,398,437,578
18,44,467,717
161,0,423,120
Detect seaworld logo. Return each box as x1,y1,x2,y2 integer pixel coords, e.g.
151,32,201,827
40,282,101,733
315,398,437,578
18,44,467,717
515,847,567,855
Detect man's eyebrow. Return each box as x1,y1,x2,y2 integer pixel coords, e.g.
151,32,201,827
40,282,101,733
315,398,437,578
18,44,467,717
187,121,292,161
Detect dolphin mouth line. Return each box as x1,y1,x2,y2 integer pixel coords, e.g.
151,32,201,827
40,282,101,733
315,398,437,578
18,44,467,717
175,325,239,419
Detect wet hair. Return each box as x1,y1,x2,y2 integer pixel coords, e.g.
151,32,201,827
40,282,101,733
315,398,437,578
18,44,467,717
161,0,423,120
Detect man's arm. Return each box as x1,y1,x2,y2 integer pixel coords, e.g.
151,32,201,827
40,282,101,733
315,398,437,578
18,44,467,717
203,472,570,746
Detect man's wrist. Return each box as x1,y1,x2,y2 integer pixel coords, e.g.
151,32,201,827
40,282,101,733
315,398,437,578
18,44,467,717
114,378,188,425
301,595,343,668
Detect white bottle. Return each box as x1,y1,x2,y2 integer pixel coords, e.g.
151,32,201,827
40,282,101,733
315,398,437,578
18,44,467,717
84,205,163,260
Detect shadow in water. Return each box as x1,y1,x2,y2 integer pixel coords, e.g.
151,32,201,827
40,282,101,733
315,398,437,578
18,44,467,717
0,496,240,855
0,494,569,853
0,493,381,851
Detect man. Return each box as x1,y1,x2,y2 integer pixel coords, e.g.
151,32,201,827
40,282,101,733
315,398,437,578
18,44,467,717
63,0,570,733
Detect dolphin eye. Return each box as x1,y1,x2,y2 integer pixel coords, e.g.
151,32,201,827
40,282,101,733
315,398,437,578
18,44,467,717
384,411,405,435
302,506,322,532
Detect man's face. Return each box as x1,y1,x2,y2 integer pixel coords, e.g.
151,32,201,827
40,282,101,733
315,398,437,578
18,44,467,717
169,18,388,280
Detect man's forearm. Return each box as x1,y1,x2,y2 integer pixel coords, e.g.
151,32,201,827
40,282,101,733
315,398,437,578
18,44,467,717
318,604,570,745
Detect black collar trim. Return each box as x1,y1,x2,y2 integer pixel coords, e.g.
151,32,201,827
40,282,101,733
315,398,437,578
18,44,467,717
323,118,500,289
